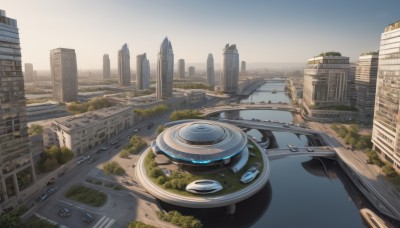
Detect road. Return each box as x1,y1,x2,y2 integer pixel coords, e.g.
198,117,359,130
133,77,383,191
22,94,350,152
30,96,224,227
309,122,400,221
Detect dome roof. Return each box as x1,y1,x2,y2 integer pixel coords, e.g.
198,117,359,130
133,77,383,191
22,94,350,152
177,123,226,145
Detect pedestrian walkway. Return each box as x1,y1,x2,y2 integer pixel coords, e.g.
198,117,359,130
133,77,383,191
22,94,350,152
309,122,400,221
92,215,116,228
87,168,101,178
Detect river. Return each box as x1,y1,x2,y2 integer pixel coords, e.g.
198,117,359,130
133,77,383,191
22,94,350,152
160,82,376,227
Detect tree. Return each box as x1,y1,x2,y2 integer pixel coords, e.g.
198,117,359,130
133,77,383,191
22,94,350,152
103,161,125,175
169,110,203,121
28,124,44,136
157,125,166,135
0,213,21,228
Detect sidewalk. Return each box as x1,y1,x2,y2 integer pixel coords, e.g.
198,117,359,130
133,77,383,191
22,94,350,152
309,122,400,221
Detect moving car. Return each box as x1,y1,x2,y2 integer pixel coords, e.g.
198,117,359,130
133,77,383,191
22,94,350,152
240,166,260,184
185,180,223,194
81,213,94,223
58,207,71,217
306,148,314,152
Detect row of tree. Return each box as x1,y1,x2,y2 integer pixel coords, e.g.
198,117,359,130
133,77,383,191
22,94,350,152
173,82,213,91
331,124,372,150
67,97,112,114
169,110,203,121
36,145,74,173
156,210,203,228
134,104,169,118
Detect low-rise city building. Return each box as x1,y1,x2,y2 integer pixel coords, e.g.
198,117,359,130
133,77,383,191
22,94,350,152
51,105,134,156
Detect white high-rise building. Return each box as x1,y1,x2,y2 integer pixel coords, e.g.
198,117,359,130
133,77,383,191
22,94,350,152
24,63,33,81
103,54,110,80
136,53,150,90
178,59,185,79
156,37,174,100
355,52,378,122
303,52,350,108
221,44,239,94
118,43,131,86
372,20,400,169
207,53,215,87
0,9,36,207
50,48,78,102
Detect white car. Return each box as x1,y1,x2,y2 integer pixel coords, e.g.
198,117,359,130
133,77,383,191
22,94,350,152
185,180,223,194
240,167,260,184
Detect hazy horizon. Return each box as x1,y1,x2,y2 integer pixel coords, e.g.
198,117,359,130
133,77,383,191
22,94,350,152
2,0,400,70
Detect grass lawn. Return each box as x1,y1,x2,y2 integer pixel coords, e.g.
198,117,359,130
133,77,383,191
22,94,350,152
65,185,107,207
145,140,264,196
25,215,57,228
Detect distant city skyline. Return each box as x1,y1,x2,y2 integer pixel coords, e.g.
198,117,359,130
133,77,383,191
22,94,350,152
2,0,400,69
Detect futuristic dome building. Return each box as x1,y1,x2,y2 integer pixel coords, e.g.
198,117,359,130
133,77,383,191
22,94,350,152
136,119,270,213
154,120,248,166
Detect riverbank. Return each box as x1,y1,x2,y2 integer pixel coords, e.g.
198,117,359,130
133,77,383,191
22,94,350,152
310,122,400,223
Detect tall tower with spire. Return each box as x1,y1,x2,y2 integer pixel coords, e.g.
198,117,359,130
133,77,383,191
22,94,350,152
156,37,174,99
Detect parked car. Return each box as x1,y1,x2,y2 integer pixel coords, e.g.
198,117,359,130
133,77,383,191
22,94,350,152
240,167,260,184
185,180,223,194
58,207,71,217
47,186,58,195
39,193,48,201
81,213,94,223
47,178,55,186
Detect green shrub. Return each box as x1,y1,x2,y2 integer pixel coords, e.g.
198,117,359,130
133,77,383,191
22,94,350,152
164,181,172,189
128,221,157,228
156,176,166,185
382,163,397,177
149,168,163,178
104,182,114,188
169,110,203,121
65,185,107,207
156,210,203,228
119,150,130,159
103,161,125,176
113,185,123,190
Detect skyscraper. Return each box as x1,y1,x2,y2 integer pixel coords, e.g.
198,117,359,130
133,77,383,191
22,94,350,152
178,59,185,79
50,48,78,102
207,53,215,87
136,53,150,90
355,52,378,122
372,20,400,169
118,43,131,86
221,44,239,94
24,63,33,81
103,54,110,80
241,60,246,73
303,52,350,108
156,37,174,100
188,66,195,77
0,9,36,205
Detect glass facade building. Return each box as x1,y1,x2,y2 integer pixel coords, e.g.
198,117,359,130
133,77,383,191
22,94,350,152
372,21,400,169
0,9,36,207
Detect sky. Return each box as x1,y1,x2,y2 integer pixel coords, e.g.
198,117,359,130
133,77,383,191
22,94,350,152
2,0,400,70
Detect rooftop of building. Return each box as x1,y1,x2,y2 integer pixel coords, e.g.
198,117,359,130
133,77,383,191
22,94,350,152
385,19,400,32
361,51,379,56
319,52,342,57
53,105,132,131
